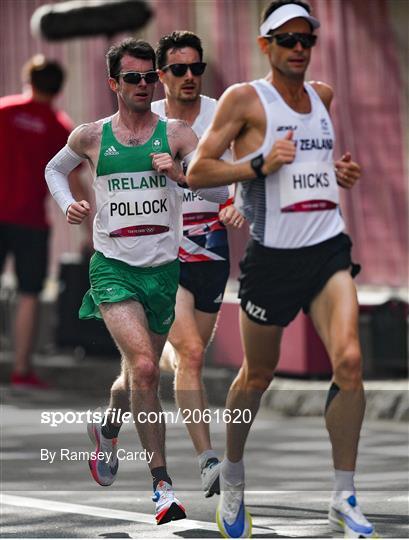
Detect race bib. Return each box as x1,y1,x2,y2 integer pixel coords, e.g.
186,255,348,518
182,189,219,225
279,161,339,212
108,189,170,237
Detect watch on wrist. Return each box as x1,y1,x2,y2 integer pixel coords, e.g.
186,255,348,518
250,154,266,179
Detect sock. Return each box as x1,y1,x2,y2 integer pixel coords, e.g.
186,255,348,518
221,458,244,485
198,449,218,471
101,417,121,439
333,469,355,497
151,466,172,491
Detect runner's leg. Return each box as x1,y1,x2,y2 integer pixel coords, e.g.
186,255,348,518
168,286,217,454
310,270,364,472
106,357,130,427
100,299,167,470
310,270,374,537
225,310,283,463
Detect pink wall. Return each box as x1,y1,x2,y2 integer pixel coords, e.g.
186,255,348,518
1,0,407,286
309,0,408,287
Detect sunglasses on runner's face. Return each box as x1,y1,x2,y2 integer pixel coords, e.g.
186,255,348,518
161,62,207,77
269,32,317,49
119,71,159,84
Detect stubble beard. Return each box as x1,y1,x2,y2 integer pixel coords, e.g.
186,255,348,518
278,63,307,82
123,94,152,113
178,87,200,103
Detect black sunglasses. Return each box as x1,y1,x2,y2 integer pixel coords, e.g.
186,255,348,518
161,62,207,77
269,32,317,49
119,71,159,85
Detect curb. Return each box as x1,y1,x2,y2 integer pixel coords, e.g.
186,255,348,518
1,353,407,421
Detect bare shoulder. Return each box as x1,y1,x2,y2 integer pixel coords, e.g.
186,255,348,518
309,80,334,110
219,82,259,107
166,118,192,137
166,118,198,158
166,118,197,144
68,120,103,157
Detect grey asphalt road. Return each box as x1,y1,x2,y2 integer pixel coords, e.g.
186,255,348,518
1,386,408,538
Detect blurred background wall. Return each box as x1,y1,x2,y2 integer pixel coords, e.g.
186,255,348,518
1,0,408,289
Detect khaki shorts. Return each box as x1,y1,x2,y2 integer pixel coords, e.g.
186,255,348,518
79,251,179,334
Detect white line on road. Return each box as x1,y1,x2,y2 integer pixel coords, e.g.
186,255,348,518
1,493,271,535
2,493,215,530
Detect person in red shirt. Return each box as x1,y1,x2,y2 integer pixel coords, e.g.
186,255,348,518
0,55,81,388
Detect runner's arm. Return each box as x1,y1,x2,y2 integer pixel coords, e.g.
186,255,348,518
152,119,197,183
45,144,84,215
45,124,94,222
183,150,229,203
187,85,257,188
187,85,295,188
165,120,230,201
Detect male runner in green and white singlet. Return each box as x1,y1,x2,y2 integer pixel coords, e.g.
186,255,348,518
45,38,229,525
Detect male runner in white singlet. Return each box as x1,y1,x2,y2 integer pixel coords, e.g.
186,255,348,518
152,31,245,498
188,1,376,538
45,38,229,525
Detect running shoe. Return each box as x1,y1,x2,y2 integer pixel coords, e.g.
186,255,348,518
216,473,252,538
87,411,118,486
329,491,377,538
201,457,221,498
152,480,186,525
11,371,49,389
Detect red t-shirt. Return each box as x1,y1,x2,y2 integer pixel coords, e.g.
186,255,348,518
0,94,72,229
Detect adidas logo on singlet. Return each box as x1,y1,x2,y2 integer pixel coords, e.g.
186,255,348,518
104,145,119,156
214,293,223,304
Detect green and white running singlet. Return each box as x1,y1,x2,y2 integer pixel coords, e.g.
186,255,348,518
93,117,184,267
79,117,183,333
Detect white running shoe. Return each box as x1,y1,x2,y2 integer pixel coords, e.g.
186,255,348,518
329,491,377,538
87,411,118,486
216,473,252,538
201,457,221,498
152,480,186,525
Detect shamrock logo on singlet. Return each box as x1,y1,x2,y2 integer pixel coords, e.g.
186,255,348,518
152,138,162,152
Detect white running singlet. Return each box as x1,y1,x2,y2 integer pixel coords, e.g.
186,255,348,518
236,80,345,248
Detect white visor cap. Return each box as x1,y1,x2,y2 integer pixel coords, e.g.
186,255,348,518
260,4,320,36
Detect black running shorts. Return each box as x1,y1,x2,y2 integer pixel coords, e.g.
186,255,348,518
0,223,49,294
179,260,230,313
238,233,360,327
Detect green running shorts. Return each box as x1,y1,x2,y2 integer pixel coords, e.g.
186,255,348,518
79,251,179,335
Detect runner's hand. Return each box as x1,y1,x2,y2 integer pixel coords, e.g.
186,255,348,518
66,200,90,224
335,152,361,189
219,205,245,229
150,152,183,183
263,130,296,175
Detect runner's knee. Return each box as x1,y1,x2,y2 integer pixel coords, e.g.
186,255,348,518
176,341,205,374
236,365,274,392
129,356,159,389
333,345,362,390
